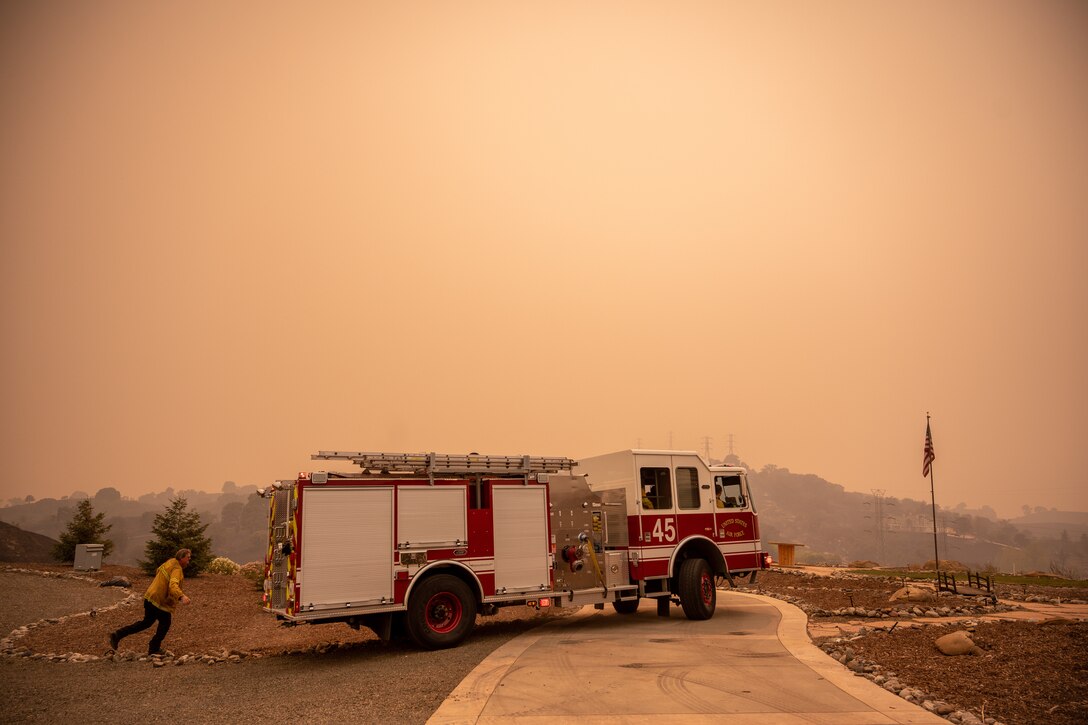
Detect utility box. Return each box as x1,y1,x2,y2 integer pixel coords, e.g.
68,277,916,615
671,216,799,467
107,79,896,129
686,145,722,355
74,543,104,570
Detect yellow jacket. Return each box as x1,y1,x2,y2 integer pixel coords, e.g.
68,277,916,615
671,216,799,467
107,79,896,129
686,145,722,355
145,558,186,613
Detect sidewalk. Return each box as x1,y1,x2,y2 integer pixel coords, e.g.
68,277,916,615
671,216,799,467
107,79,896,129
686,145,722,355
429,591,945,724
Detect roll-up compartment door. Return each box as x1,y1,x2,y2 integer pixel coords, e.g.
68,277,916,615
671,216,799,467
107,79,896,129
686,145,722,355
492,486,550,593
300,487,393,609
398,486,467,547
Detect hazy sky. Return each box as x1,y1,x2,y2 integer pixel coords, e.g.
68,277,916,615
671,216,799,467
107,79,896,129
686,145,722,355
2,2,1085,519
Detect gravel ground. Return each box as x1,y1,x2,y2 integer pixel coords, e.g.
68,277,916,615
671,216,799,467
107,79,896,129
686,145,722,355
0,572,129,639
1,624,555,724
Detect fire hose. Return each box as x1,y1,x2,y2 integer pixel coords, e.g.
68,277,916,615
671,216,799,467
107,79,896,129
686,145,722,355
581,531,608,595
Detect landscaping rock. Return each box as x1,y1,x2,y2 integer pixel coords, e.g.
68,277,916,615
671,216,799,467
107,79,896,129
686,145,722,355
934,630,982,656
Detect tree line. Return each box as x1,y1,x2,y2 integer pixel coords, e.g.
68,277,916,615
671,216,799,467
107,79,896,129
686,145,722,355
3,483,268,568
53,497,215,575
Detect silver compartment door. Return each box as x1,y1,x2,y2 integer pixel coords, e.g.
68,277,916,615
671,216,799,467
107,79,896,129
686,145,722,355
492,486,550,593
300,487,393,608
397,486,467,548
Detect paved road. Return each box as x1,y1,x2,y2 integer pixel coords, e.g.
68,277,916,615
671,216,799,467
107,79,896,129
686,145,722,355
430,591,945,724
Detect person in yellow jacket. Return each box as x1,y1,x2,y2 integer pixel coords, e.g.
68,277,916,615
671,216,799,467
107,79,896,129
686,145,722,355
109,548,192,656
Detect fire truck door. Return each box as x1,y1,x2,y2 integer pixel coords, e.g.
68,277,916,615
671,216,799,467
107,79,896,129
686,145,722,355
492,486,550,593
299,487,393,608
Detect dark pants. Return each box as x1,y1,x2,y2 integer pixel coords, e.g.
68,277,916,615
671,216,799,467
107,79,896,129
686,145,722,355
114,599,172,654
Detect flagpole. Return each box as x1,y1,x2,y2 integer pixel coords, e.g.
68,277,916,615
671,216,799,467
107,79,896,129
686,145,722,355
927,412,940,582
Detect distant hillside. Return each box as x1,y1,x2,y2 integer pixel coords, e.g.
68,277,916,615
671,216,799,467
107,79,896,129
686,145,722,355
1013,510,1088,525
0,520,57,563
745,462,1088,577
1007,510,1088,543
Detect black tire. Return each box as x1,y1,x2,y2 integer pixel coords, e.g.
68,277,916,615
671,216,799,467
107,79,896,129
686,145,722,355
612,597,640,614
678,558,716,620
406,574,477,649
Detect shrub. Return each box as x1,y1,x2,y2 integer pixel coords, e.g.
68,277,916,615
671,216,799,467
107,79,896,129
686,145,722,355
924,559,969,572
206,556,241,575
239,561,265,589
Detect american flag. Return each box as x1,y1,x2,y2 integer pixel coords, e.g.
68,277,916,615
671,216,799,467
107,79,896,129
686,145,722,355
922,420,935,477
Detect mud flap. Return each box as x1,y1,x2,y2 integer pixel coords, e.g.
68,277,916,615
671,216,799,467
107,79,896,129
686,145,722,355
350,613,397,641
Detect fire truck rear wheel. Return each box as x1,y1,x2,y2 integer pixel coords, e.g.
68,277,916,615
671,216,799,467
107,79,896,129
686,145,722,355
612,597,640,614
678,558,716,620
406,575,477,649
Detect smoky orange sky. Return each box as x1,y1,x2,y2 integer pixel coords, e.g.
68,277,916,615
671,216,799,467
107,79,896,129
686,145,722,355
1,2,1085,519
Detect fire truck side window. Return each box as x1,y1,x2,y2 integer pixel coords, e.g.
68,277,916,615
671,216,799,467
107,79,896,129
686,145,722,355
675,467,700,509
716,475,746,508
639,467,672,510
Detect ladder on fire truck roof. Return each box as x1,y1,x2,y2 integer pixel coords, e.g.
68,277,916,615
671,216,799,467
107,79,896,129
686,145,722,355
311,451,576,478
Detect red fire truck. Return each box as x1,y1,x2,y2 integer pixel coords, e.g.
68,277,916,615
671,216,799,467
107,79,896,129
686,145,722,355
260,449,769,649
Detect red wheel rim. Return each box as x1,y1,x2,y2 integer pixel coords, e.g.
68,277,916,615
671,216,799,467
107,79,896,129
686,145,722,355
425,592,462,633
700,572,714,605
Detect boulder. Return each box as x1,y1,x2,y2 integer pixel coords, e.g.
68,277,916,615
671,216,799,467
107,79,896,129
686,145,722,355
889,586,936,603
99,576,131,588
934,630,982,656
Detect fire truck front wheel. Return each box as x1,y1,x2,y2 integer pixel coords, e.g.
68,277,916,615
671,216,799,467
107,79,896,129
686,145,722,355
678,558,716,620
406,575,477,649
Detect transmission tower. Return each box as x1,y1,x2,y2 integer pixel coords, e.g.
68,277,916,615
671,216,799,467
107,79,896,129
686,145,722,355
864,489,895,564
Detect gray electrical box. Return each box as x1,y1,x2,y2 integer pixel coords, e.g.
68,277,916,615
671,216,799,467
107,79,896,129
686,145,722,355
74,543,104,570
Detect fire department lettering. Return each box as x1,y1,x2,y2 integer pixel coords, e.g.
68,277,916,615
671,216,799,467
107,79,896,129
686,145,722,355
719,517,749,538
651,517,677,542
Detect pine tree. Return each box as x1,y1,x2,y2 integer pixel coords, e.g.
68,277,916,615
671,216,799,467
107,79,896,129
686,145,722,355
139,497,213,576
52,499,114,562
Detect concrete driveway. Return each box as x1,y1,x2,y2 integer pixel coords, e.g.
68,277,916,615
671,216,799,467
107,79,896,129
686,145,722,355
430,590,945,724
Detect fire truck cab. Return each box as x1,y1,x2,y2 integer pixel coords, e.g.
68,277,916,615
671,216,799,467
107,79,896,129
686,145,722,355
261,449,768,649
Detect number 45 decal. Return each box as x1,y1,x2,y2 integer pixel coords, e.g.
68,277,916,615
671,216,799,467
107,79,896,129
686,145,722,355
651,517,677,542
